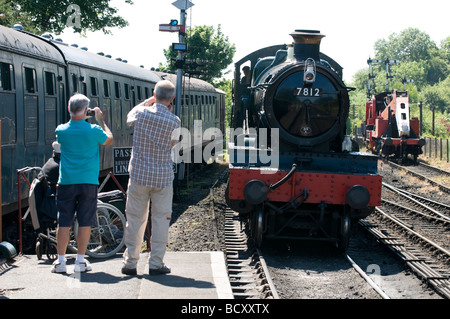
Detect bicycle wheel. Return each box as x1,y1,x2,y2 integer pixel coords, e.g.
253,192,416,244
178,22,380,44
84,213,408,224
73,202,126,258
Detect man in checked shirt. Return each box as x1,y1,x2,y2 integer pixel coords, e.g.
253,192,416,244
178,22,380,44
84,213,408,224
122,80,181,276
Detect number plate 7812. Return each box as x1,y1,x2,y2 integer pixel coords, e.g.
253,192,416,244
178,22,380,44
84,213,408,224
294,88,322,97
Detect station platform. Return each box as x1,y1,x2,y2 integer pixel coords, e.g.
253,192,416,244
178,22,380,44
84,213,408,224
0,251,234,299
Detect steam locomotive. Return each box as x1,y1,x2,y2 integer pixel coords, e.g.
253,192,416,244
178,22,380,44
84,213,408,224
226,30,382,251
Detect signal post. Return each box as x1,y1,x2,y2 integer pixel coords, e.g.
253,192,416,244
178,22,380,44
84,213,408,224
159,0,195,118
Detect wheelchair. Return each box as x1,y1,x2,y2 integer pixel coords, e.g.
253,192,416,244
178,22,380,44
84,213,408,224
29,173,126,261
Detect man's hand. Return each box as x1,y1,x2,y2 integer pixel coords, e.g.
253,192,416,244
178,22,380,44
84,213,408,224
93,107,103,122
143,96,156,106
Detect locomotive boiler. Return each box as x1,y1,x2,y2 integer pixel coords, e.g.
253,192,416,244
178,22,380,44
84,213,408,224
226,30,382,250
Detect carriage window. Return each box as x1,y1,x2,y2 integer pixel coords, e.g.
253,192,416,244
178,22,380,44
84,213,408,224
145,87,149,99
137,86,142,100
24,67,37,93
44,72,56,96
0,62,16,144
81,82,87,95
103,79,110,97
0,62,14,91
114,81,121,98
24,68,39,143
90,77,98,96
71,74,78,93
124,83,130,100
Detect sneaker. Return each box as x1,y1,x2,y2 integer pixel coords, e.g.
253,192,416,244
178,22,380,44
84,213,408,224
121,265,137,276
51,260,67,273
149,264,171,275
74,260,92,273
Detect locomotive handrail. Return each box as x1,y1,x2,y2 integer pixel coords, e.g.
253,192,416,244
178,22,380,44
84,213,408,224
269,163,297,192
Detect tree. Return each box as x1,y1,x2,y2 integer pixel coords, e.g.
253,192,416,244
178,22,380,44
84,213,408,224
1,0,133,35
0,0,39,33
163,25,236,82
421,83,448,113
373,28,448,88
374,28,436,63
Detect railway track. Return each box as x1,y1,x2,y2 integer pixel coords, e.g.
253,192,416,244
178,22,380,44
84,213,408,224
385,160,450,193
209,169,278,299
207,162,445,299
359,179,450,298
361,212,450,298
222,209,279,299
382,182,450,223
221,206,392,299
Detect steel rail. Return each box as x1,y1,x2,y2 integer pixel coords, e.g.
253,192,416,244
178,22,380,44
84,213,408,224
385,160,450,193
256,248,280,299
382,182,450,222
381,198,450,224
345,254,390,299
375,207,450,257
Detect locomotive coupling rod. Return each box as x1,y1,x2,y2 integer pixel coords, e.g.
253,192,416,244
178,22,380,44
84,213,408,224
269,163,297,192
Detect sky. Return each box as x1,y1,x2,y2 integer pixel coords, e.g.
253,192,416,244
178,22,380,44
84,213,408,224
59,0,449,83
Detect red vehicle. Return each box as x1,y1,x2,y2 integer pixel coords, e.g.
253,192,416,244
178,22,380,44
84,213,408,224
364,90,425,162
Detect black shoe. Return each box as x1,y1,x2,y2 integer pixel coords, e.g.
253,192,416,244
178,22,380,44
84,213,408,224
121,265,137,276
149,264,171,275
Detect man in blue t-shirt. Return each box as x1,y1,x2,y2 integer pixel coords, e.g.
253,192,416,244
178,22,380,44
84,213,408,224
52,94,113,274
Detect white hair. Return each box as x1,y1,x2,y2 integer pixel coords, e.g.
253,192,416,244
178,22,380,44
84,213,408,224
154,80,175,101
69,94,90,116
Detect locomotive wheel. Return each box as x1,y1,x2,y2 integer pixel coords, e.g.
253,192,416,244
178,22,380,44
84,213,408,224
251,206,265,248
337,211,350,252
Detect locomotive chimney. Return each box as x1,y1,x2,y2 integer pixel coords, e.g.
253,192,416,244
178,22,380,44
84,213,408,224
290,30,325,62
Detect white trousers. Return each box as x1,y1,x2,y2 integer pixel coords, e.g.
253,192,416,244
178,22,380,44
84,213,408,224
122,179,173,269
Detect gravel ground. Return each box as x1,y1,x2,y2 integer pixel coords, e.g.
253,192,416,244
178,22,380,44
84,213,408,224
167,162,229,252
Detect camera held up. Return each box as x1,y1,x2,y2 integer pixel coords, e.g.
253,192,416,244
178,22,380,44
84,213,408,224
86,108,95,117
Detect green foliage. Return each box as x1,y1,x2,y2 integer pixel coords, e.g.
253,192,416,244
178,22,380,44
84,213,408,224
163,25,236,82
0,0,133,34
374,28,436,64
0,0,39,33
350,27,449,138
